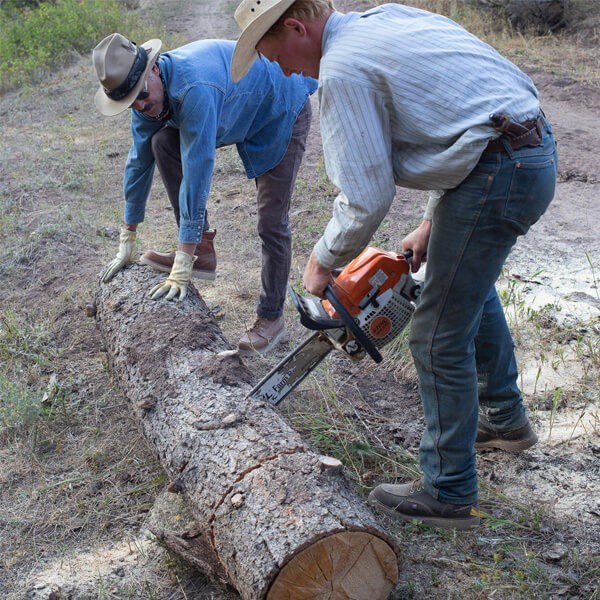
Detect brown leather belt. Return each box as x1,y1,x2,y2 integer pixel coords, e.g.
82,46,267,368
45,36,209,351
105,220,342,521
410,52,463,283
485,113,544,153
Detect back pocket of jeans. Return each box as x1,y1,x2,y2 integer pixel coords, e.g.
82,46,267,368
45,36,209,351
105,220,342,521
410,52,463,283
504,156,556,234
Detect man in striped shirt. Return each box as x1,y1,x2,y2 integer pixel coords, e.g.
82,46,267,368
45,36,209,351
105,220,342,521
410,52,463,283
231,0,557,529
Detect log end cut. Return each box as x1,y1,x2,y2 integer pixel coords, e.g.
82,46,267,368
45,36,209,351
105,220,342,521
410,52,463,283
267,531,398,600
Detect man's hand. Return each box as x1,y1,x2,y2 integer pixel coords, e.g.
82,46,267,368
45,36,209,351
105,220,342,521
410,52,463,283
303,252,333,298
149,251,195,301
402,219,431,272
100,226,137,283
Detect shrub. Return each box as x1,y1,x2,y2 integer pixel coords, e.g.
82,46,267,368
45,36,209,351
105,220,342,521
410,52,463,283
0,0,130,91
0,375,42,433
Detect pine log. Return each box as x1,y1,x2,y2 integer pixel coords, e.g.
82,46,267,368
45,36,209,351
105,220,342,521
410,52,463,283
94,265,399,599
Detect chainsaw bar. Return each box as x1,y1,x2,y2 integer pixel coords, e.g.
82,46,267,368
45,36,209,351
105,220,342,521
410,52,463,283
247,332,334,405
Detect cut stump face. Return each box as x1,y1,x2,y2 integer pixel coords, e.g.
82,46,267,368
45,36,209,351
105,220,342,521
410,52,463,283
267,531,398,599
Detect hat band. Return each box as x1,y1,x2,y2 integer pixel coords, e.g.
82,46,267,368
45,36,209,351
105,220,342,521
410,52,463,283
104,44,148,101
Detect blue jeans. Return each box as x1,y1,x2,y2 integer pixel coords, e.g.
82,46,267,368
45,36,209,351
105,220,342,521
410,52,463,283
410,116,558,505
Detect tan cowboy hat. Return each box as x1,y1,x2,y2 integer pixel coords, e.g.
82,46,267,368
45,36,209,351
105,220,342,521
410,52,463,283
93,33,162,116
231,0,296,82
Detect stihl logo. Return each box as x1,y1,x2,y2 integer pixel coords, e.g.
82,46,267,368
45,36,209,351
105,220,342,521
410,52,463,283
370,316,392,338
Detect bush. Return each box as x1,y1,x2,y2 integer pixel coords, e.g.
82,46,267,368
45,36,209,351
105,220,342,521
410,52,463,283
0,375,42,433
0,0,130,91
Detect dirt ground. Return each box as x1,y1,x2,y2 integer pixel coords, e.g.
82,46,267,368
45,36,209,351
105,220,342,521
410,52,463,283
0,0,598,598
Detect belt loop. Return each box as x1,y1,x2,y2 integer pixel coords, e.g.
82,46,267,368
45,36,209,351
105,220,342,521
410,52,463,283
501,137,516,159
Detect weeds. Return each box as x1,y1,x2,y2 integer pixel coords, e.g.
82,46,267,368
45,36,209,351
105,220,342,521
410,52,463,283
410,0,600,85
0,0,123,90
0,0,172,92
0,375,41,432
586,251,599,300
290,366,420,490
0,0,597,597
0,309,56,372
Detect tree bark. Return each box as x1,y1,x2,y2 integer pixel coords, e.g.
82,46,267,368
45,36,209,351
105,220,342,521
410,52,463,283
94,265,399,599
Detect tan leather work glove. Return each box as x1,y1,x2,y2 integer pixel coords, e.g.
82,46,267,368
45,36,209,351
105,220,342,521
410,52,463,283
100,227,137,283
149,251,195,301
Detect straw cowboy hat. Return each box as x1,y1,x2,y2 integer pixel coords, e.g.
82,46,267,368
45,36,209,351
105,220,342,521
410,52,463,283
231,0,296,82
93,33,162,116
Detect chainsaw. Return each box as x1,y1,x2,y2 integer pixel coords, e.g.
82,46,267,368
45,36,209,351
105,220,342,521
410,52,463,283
247,246,421,405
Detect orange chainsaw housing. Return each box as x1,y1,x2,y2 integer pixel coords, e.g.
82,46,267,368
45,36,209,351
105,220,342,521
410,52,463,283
323,247,411,318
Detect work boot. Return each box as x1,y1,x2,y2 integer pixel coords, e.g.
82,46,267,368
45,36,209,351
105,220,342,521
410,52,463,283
475,420,538,452
140,230,217,280
238,316,287,355
368,479,480,530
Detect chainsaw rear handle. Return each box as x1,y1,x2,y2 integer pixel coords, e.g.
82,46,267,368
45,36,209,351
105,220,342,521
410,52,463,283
324,285,383,364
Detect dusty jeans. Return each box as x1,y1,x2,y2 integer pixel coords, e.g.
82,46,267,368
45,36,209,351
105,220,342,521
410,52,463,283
409,115,558,505
151,99,312,319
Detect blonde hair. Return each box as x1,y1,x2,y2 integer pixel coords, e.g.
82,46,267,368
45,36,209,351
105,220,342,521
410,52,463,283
268,0,335,33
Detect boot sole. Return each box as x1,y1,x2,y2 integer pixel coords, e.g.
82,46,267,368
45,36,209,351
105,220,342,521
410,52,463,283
368,492,481,531
475,434,538,452
237,330,289,356
139,256,216,281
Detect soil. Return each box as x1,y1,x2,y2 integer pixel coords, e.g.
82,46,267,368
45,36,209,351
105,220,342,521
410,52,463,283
0,0,598,598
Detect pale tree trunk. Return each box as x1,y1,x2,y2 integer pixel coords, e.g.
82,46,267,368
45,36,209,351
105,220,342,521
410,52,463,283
94,265,399,599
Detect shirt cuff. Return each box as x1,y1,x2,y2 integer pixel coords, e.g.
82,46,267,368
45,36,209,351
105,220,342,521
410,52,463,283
124,202,145,226
313,237,346,270
424,190,445,220
178,218,206,244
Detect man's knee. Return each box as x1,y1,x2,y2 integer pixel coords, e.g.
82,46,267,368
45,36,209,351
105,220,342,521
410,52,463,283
257,222,291,250
151,126,179,158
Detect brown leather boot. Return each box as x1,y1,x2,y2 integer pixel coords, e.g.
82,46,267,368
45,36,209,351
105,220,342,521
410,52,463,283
238,316,287,355
140,230,217,280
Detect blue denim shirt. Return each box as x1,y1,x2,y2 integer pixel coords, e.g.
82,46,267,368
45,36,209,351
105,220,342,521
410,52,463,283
123,40,316,244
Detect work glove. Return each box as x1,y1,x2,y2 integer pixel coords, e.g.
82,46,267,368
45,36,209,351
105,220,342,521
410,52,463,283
149,251,195,301
100,227,137,283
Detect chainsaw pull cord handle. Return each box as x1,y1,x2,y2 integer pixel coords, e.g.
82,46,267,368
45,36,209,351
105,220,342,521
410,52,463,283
323,285,383,364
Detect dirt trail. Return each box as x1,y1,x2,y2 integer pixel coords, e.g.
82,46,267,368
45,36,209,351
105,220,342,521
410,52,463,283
0,0,598,598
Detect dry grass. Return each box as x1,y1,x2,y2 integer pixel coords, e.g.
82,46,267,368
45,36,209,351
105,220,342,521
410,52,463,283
0,0,598,598
407,0,600,87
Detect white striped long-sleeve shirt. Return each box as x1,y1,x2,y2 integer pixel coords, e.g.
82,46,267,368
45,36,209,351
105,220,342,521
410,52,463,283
314,4,540,269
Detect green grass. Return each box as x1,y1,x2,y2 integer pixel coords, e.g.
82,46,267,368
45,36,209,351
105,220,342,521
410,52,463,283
0,309,56,369
0,374,42,432
0,0,167,92
0,309,59,437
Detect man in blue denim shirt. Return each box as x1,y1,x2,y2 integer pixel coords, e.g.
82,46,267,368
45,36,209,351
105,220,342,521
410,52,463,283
232,0,558,528
93,33,315,353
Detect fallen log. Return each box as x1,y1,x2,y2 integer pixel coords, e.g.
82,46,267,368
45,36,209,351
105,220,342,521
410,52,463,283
94,265,399,599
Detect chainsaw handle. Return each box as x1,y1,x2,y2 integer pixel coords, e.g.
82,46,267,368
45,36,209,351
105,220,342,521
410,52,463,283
324,285,383,364
289,285,344,330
